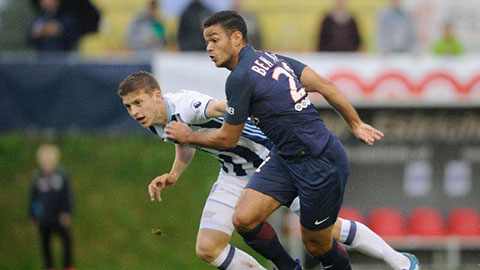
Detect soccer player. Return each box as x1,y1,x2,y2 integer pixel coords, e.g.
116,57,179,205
163,11,418,270
119,71,419,270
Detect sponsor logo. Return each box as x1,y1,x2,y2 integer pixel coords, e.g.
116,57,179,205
294,97,311,112
226,106,235,115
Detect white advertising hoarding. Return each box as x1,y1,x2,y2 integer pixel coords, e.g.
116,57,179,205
153,52,480,107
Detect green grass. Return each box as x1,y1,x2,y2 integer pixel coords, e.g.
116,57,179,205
0,133,267,269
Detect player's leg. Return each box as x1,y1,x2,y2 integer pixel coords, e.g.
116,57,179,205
294,135,352,269
301,224,351,270
197,172,266,270
234,188,301,270
234,150,302,270
291,198,418,269
197,228,266,269
334,218,418,270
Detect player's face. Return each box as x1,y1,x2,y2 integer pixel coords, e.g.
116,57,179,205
204,24,236,69
122,89,165,127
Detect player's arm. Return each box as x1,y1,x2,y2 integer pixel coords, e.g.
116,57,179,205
166,74,250,149
299,66,384,145
205,100,227,118
165,121,244,149
148,144,196,202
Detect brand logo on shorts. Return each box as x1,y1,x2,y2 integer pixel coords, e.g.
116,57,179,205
314,217,330,226
226,106,235,115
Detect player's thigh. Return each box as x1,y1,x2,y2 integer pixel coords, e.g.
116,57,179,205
290,197,342,241
233,188,283,230
242,150,298,214
199,171,248,235
294,137,349,231
235,152,297,230
301,223,335,255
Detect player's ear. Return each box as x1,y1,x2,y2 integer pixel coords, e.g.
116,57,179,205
232,31,243,47
154,89,163,101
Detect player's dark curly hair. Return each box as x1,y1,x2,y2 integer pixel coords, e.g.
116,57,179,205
118,71,160,96
204,10,248,42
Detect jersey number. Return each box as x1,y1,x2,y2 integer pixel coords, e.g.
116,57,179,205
272,62,307,103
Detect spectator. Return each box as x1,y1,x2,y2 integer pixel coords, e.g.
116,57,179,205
177,0,213,51
376,0,416,54
63,0,101,38
27,0,80,51
126,0,166,52
233,0,263,50
29,143,74,270
432,21,464,56
317,0,362,52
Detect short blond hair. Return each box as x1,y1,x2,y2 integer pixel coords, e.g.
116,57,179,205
36,143,60,164
118,71,161,97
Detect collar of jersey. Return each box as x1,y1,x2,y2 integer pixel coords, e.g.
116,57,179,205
164,96,173,124
239,45,252,61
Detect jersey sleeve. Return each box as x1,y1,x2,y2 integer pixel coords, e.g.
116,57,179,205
277,54,307,78
224,71,252,125
177,91,214,124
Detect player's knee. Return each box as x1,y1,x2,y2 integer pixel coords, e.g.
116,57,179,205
304,239,333,257
195,240,221,263
232,212,257,232
302,232,334,256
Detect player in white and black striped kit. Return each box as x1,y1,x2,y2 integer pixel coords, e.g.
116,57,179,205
119,71,418,270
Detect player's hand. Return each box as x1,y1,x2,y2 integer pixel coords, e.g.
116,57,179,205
165,121,192,144
352,122,384,146
148,174,178,202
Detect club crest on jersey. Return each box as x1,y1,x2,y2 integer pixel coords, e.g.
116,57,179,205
191,100,202,113
251,116,260,126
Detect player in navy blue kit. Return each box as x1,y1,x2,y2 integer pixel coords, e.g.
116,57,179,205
164,11,408,270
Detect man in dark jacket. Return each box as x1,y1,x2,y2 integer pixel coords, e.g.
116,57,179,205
30,143,74,270
27,0,80,51
178,0,213,51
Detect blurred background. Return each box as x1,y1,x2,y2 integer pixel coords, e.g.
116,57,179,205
1,0,479,269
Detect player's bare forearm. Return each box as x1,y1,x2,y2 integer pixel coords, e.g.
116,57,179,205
148,145,195,202
170,144,195,178
300,66,361,129
322,87,362,131
165,121,244,149
300,66,384,145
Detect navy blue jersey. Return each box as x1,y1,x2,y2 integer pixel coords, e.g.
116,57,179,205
224,46,333,157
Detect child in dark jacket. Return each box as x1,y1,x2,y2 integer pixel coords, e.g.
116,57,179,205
30,143,74,270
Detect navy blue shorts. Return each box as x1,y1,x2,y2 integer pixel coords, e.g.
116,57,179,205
246,135,350,231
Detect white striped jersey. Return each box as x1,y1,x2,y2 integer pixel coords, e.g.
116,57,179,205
148,90,272,177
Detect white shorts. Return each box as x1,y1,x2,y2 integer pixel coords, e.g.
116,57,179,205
199,170,250,235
